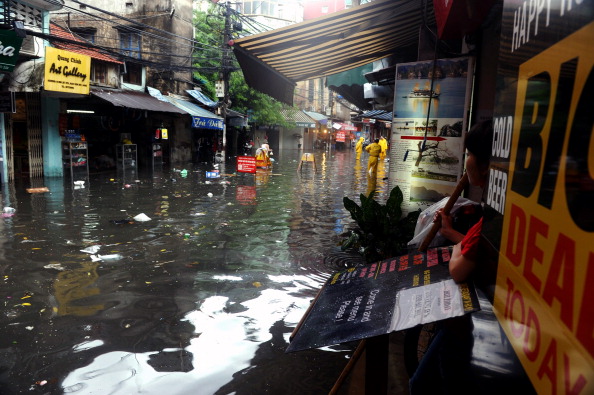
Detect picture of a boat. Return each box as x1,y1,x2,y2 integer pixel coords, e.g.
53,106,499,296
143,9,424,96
406,82,441,98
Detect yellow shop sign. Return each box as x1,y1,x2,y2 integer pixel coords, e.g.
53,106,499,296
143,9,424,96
44,47,91,95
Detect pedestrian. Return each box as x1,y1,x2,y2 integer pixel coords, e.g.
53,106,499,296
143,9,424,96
365,138,382,175
355,137,365,159
409,119,493,395
378,136,388,160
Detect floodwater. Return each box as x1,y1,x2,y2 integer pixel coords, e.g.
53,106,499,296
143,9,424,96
0,149,389,394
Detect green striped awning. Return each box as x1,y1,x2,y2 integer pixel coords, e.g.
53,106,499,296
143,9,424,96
232,0,427,104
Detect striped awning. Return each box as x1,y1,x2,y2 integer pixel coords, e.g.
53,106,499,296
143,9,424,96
232,0,427,105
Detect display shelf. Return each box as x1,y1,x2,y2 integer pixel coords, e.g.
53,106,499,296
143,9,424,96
116,144,137,170
62,141,89,179
152,143,163,169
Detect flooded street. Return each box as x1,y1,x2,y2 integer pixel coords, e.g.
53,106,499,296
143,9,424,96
0,149,389,394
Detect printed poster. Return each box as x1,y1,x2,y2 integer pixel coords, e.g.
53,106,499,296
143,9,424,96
389,57,473,215
287,248,480,353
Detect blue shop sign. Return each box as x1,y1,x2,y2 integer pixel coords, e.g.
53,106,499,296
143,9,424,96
192,116,223,130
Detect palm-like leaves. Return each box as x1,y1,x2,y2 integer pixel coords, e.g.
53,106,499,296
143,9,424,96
342,186,420,263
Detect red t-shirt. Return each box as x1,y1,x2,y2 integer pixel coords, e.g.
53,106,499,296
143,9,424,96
460,217,483,261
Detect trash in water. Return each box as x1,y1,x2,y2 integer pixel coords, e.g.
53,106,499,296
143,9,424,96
3,207,16,213
80,245,101,254
110,219,135,225
133,213,151,222
207,193,213,197
43,263,66,271
91,254,123,262
26,187,49,193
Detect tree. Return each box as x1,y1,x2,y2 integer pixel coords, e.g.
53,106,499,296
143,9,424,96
192,5,293,128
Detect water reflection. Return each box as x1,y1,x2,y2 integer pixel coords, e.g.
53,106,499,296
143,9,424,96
0,149,387,394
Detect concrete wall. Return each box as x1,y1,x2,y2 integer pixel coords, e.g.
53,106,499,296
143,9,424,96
57,0,194,96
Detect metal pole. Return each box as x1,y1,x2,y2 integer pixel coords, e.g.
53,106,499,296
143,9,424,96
221,1,232,159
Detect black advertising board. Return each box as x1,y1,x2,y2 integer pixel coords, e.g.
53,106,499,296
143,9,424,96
287,247,480,353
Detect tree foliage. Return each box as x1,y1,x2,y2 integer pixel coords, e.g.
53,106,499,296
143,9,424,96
192,6,293,127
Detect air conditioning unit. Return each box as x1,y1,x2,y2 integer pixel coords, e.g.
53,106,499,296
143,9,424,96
19,36,36,56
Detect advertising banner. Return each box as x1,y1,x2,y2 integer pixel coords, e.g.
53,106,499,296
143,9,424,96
389,57,473,215
287,248,479,353
0,30,23,72
192,116,223,130
237,156,256,173
486,1,594,393
44,47,91,95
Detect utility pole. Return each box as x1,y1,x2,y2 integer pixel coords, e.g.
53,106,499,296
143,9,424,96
220,1,232,159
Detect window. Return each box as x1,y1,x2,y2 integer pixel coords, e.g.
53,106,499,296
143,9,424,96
123,62,142,85
91,62,107,84
72,28,96,43
119,30,141,59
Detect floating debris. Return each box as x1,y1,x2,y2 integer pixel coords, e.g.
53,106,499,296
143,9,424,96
90,254,123,262
44,263,66,271
133,213,151,222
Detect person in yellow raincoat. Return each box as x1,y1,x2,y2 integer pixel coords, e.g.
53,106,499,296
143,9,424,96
365,138,382,175
355,137,365,159
379,136,388,160
255,144,272,168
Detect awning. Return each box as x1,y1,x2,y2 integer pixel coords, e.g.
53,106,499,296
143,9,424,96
164,96,224,131
232,0,428,105
280,108,316,128
186,90,218,108
358,110,393,121
91,89,186,114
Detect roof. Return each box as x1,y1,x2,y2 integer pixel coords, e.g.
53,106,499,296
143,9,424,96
232,0,430,104
91,89,186,114
280,108,316,127
49,23,123,64
357,109,393,121
303,110,328,124
186,90,218,108
147,87,223,130
165,96,222,121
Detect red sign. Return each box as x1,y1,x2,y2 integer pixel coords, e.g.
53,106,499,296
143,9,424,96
335,131,346,142
237,156,256,173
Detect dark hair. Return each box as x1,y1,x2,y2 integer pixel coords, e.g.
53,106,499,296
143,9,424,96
465,119,493,167
374,138,379,143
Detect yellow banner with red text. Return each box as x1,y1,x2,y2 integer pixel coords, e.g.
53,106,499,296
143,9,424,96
494,22,594,395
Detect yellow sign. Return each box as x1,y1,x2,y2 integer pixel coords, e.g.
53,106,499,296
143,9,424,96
494,23,594,394
44,47,91,95
161,128,168,139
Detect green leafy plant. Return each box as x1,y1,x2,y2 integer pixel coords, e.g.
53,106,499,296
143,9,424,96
341,186,421,263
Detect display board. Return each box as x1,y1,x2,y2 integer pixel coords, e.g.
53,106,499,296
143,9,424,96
389,57,473,215
486,1,594,393
287,247,479,353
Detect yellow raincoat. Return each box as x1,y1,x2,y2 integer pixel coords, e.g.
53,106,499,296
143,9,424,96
355,137,365,154
379,137,388,160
